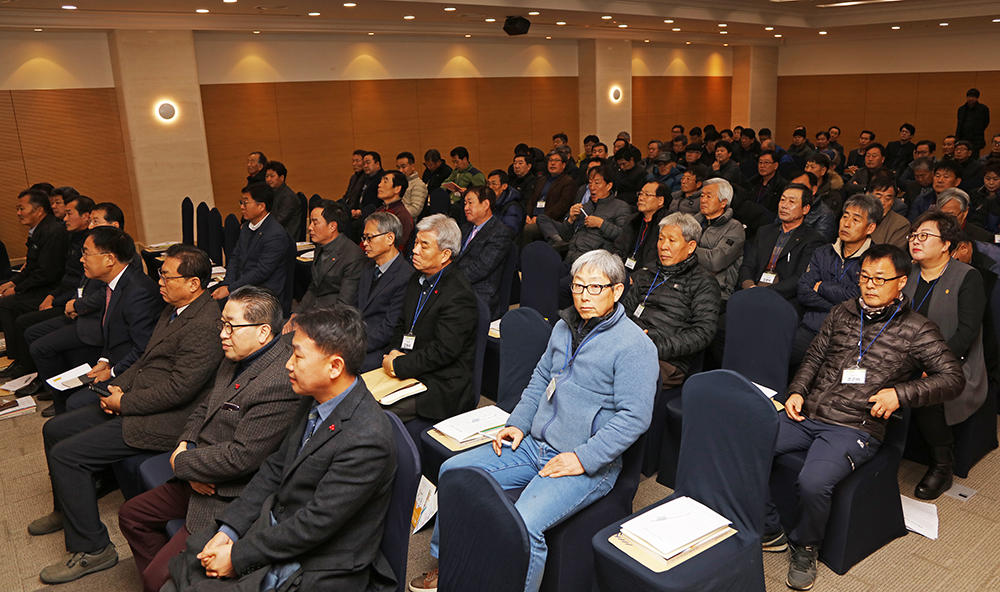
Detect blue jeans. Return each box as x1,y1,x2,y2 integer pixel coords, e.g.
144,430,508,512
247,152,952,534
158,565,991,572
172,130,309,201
431,435,621,592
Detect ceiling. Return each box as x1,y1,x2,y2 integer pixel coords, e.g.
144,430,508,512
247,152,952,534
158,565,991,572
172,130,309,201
1,0,999,45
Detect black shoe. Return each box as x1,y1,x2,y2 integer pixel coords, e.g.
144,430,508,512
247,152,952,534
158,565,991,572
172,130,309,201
35,389,52,401
41,403,55,418
915,446,954,500
763,529,789,553
786,543,818,590
15,377,43,398
0,362,25,379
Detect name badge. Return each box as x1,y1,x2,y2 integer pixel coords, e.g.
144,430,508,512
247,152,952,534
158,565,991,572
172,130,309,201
537,199,546,209
994,234,1000,244
759,271,777,285
625,257,637,270
401,334,416,350
634,304,645,318
545,377,557,401
77,287,84,298
842,367,867,384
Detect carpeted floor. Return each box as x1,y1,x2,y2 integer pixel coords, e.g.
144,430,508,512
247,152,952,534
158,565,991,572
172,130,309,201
3,386,998,592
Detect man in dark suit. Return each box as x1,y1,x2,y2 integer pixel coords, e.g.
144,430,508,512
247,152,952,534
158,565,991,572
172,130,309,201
30,227,164,416
119,286,300,592
285,202,364,332
167,305,397,592
354,212,415,372
382,214,479,423
31,244,224,585
456,186,514,319
264,160,303,241
0,188,70,378
738,184,827,304
214,183,294,310
523,150,578,244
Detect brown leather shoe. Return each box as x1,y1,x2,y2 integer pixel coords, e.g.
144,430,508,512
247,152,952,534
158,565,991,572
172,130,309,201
409,567,438,591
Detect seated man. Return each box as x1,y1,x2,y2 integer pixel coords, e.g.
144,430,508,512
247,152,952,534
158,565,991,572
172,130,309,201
486,169,525,238
382,214,479,423
742,149,788,215
523,150,578,244
438,145,486,205
869,177,911,248
354,212,416,372
695,178,745,304
738,183,827,305
936,187,994,243
119,286,300,592
213,183,293,311
31,244,224,585
763,244,965,591
710,140,742,186
668,163,707,215
455,186,515,319
788,171,838,243
0,188,70,379
546,161,630,266
615,181,670,275
613,145,647,208
287,201,364,328
409,249,658,592
623,213,721,389
909,159,963,222
373,170,416,248
31,227,164,416
396,151,429,220
793,194,881,364
166,306,397,592
264,160,303,241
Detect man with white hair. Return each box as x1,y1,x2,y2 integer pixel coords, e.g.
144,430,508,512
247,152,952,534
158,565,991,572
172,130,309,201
382,214,479,423
694,178,746,304
937,187,994,243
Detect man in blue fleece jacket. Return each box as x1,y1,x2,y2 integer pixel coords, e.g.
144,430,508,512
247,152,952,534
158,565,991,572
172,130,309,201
410,249,658,592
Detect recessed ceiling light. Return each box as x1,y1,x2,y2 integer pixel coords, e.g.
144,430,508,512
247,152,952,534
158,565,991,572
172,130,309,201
774,33,782,37
672,28,680,31
344,2,356,6
253,30,260,33
939,22,948,26
765,26,774,31
644,39,649,42
685,41,691,45
368,32,375,35
556,21,566,25
816,0,902,6
663,19,673,24
724,43,729,46
529,11,539,15
34,28,42,31
819,31,827,34
196,9,209,13
718,23,727,27
224,0,237,3
444,7,456,11
602,15,612,20
891,25,900,29
720,31,728,34
465,34,471,37
485,18,495,22
404,15,415,19
545,36,551,39
308,12,320,16
61,5,76,9
994,18,1000,22
618,24,627,28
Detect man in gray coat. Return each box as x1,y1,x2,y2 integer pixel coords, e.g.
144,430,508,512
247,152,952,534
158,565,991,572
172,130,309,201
32,244,225,585
119,286,300,592
695,178,745,303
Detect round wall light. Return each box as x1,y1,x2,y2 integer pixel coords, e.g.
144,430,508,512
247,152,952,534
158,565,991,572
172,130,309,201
610,86,622,102
156,101,177,122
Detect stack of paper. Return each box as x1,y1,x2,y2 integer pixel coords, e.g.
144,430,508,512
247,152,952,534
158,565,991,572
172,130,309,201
296,241,314,251
432,406,509,449
362,369,427,406
298,251,316,261
488,319,501,339
612,496,737,572
144,241,180,252
1,372,38,392
0,396,37,420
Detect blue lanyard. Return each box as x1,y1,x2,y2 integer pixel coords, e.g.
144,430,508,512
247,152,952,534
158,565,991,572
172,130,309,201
558,321,602,376
857,303,902,365
914,274,943,312
837,260,855,283
641,270,670,304
409,272,443,333
632,219,650,257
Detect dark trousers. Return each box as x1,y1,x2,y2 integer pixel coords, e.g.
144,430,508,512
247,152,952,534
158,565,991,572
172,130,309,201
764,415,880,548
0,291,47,363
43,403,154,553
913,403,955,449
119,480,193,592
12,307,65,371
29,320,102,414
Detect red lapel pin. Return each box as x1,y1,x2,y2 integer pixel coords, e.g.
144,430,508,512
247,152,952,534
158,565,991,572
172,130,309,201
329,424,335,431
234,384,240,389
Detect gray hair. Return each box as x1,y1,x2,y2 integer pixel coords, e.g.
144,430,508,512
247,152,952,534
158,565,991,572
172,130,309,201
912,157,934,172
416,213,461,258
844,194,884,226
937,187,970,212
546,149,567,163
228,285,283,336
659,212,702,243
366,211,403,243
570,249,625,286
702,178,733,207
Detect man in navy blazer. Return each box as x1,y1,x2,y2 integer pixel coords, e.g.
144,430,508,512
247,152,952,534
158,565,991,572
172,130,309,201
214,183,294,310
456,186,514,319
31,227,163,416
354,212,415,372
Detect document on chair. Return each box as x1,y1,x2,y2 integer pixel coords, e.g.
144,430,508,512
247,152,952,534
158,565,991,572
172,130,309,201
900,495,938,539
620,496,733,560
45,363,93,391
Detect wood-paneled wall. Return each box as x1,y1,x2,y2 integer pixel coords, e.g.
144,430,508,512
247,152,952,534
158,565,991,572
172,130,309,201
201,77,580,218
632,76,733,146
776,71,1000,155
0,88,135,258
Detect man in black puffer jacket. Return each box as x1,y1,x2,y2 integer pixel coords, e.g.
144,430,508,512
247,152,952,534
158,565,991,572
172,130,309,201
763,244,965,592
623,212,721,388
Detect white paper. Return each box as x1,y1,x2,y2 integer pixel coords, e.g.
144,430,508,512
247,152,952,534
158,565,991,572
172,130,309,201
1,372,38,392
411,475,438,533
299,251,316,261
0,396,36,417
621,496,732,559
751,381,777,399
488,319,501,339
146,241,179,251
211,266,226,276
900,495,938,539
45,363,92,391
296,241,314,250
944,483,976,502
434,405,510,443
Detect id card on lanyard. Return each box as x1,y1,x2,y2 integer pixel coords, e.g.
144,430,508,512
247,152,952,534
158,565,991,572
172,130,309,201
402,272,443,350
548,326,599,400
844,303,901,384
634,270,669,318
626,220,650,271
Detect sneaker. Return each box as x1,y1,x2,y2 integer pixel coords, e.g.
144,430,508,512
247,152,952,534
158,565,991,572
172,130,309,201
27,511,63,536
762,529,789,553
39,543,118,584
409,567,438,591
786,543,819,591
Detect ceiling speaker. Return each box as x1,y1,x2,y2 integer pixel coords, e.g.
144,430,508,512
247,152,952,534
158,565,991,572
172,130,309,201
504,16,531,36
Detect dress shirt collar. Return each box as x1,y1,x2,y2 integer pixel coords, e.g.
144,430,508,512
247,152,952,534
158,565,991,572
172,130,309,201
107,265,129,291
377,253,400,275
313,377,358,423
248,212,269,231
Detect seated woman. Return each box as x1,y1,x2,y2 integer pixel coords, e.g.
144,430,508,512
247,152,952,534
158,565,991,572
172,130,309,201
623,212,721,389
410,249,658,592
904,210,987,500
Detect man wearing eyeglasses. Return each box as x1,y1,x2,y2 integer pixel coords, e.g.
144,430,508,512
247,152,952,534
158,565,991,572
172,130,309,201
118,285,299,592
762,244,965,591
32,244,224,585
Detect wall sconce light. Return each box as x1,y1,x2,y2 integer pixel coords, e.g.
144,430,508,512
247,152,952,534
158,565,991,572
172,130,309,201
155,101,178,122
610,86,622,102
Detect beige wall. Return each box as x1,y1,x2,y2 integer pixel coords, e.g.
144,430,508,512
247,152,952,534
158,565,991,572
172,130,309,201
631,44,732,77
0,31,114,91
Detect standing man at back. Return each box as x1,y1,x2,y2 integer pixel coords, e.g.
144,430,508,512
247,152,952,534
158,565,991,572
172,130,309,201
264,161,303,241
957,88,990,159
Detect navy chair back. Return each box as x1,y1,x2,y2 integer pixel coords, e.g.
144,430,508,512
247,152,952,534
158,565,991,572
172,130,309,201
495,241,521,320
138,452,173,492
297,192,309,241
472,295,491,406
722,287,799,393
778,161,799,181
739,159,757,181
195,202,210,251
496,307,552,413
520,241,562,324
438,467,530,592
381,411,421,592
281,237,296,316
207,207,224,266
223,214,240,265
309,193,324,210
181,197,194,245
